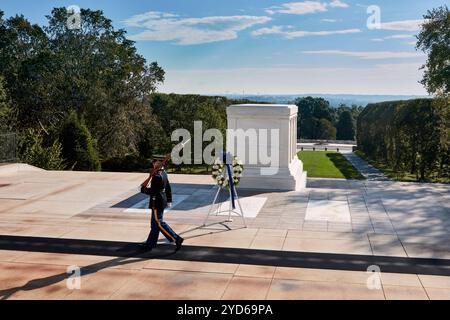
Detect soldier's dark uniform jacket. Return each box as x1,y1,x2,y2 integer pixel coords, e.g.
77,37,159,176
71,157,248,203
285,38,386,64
141,170,172,210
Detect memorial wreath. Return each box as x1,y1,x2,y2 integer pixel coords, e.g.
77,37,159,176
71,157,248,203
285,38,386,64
212,156,244,188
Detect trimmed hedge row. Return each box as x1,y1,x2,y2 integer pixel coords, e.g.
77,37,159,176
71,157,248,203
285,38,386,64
357,98,450,181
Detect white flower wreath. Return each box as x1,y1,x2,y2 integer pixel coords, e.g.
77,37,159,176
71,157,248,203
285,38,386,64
211,156,244,188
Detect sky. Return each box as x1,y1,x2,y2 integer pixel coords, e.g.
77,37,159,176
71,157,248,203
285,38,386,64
1,0,447,95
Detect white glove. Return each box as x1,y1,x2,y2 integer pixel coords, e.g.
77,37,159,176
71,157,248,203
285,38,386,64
167,202,172,208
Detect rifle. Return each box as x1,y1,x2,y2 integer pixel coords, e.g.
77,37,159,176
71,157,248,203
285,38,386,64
140,138,191,188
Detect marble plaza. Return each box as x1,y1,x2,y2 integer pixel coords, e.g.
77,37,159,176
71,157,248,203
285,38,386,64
1,163,450,300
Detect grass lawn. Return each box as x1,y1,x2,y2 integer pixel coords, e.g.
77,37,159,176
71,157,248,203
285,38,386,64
298,151,364,180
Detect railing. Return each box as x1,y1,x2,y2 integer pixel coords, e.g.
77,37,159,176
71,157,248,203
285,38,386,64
0,133,17,162
297,139,356,145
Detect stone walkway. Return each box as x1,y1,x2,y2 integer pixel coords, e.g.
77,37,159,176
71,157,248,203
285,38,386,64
343,153,390,181
1,164,450,300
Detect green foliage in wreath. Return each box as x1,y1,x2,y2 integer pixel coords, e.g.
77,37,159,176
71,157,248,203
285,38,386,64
211,156,244,188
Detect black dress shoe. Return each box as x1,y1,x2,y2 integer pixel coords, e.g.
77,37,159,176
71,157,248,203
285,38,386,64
175,238,184,251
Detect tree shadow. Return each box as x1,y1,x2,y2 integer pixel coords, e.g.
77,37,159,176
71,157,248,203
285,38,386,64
327,153,365,180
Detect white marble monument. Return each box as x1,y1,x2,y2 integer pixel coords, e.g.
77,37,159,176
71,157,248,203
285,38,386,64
227,104,307,191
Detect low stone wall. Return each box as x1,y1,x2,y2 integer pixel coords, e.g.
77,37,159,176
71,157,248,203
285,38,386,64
298,139,356,145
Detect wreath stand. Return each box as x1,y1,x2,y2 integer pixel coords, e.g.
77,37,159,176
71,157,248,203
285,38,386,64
202,184,247,228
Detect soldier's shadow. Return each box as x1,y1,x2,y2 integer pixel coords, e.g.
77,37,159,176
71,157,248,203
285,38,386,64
0,251,174,300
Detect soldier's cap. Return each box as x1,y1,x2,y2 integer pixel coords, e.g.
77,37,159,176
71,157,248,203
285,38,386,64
152,154,166,161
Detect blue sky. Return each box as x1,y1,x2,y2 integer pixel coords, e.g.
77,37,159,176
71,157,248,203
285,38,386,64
1,0,446,95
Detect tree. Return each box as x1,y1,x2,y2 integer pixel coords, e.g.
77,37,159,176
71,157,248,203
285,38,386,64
0,11,56,129
336,110,356,140
317,118,336,140
0,8,165,158
0,76,14,132
416,6,450,97
137,114,170,159
295,97,335,139
59,111,100,171
18,128,65,170
44,8,165,157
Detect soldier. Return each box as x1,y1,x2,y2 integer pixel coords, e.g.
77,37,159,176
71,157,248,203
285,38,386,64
139,154,183,251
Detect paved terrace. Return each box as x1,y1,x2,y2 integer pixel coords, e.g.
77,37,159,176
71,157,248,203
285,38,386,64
0,164,450,300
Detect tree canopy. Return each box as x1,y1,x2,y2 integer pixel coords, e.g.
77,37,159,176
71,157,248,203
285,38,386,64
417,6,450,97
0,8,165,161
336,110,356,140
295,97,361,140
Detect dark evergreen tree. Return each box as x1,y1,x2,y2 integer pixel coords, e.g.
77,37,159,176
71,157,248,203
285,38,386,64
59,111,100,171
336,110,356,140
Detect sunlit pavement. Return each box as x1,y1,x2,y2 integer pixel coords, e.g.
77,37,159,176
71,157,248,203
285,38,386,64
0,163,450,300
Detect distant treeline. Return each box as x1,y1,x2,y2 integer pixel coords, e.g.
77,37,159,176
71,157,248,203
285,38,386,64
102,93,260,172
295,97,363,141
357,98,450,182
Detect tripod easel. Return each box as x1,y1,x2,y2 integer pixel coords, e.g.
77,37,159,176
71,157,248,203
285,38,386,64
202,185,247,228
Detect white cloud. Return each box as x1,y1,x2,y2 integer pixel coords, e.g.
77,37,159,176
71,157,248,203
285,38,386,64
160,63,426,95
124,12,271,45
321,18,338,22
302,50,425,59
252,26,285,36
371,34,415,42
384,34,415,40
266,1,349,15
378,19,424,31
123,11,179,27
329,0,349,8
268,1,327,15
252,26,360,38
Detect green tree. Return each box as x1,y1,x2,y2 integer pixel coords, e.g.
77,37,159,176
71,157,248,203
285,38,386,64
336,110,356,140
416,6,450,97
0,76,14,132
295,97,336,139
0,8,165,158
18,128,65,170
317,118,337,140
59,111,100,171
0,11,56,129
137,114,170,159
44,8,165,157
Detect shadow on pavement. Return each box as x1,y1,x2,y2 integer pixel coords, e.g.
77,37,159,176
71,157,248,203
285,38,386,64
1,235,450,280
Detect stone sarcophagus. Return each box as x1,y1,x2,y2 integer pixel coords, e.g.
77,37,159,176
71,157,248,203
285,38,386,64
226,104,307,191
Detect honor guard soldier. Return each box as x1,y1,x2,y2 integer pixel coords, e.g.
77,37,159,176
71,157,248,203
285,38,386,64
139,154,183,251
